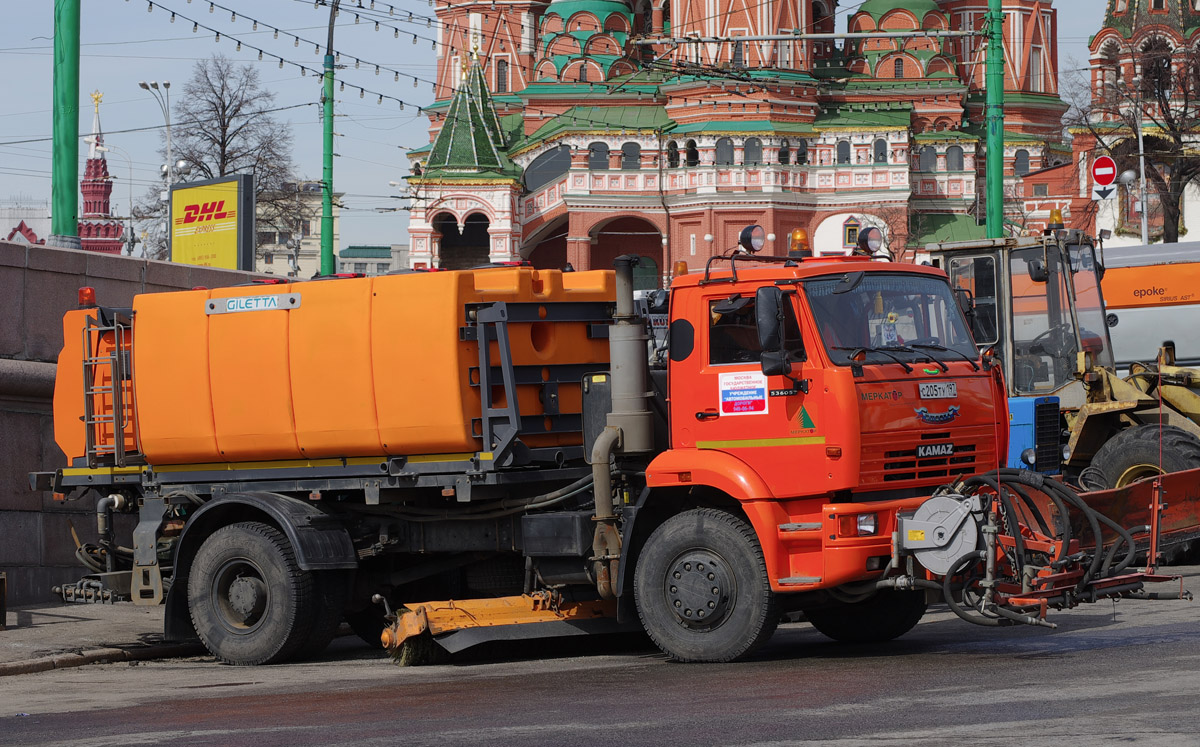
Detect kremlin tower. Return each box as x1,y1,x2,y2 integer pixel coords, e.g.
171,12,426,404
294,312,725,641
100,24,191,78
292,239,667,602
78,91,125,255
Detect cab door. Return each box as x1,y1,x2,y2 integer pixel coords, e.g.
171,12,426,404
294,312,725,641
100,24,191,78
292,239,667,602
669,284,825,497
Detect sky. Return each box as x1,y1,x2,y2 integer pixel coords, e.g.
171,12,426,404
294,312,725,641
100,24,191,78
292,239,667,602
0,1,1108,249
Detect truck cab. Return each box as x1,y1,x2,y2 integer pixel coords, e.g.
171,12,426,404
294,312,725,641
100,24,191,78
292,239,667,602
925,231,1113,474
645,248,1007,598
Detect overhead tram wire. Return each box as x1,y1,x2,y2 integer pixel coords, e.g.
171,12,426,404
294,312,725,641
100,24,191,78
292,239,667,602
133,1,431,113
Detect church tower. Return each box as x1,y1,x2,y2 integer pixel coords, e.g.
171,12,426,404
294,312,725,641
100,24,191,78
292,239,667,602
78,91,125,255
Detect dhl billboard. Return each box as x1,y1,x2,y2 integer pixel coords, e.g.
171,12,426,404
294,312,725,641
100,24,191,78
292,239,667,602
169,174,254,270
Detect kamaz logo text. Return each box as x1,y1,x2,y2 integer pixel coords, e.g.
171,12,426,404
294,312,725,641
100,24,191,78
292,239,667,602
182,201,229,224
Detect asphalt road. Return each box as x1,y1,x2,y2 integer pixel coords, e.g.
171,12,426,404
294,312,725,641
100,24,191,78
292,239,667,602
2,569,1198,747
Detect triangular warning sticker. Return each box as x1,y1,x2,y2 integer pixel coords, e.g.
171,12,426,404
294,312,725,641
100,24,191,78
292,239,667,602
797,406,815,429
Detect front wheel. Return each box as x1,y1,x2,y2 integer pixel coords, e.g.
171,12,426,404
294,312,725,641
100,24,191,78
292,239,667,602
1079,424,1200,491
187,521,318,665
804,589,927,644
633,508,779,662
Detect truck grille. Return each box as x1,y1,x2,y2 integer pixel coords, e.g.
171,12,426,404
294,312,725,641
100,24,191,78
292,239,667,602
1034,399,1061,469
860,427,996,486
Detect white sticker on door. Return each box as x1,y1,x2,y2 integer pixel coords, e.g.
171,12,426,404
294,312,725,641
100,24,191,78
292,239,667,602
719,371,769,416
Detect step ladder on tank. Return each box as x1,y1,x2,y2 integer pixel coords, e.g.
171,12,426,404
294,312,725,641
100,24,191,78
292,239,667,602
82,312,143,468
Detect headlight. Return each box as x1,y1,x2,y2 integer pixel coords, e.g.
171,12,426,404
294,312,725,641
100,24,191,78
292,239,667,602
856,513,878,536
1061,444,1071,462
1021,447,1037,466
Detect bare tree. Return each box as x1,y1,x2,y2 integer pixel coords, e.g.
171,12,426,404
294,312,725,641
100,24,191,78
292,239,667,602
1066,39,1200,243
135,54,301,259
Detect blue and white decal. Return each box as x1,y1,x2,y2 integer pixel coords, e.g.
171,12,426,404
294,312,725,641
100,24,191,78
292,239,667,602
915,405,960,425
205,293,301,315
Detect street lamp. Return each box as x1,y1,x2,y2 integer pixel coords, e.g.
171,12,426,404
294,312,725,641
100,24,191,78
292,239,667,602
139,80,173,255
94,143,137,256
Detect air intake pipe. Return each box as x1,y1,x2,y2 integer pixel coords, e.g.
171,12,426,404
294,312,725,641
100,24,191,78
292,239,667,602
590,255,655,598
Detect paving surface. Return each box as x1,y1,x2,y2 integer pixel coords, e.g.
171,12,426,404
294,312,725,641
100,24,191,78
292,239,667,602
0,602,200,676
0,567,1196,746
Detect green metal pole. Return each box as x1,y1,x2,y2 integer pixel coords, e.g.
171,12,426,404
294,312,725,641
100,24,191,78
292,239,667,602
985,0,1005,239
51,0,81,246
320,0,340,276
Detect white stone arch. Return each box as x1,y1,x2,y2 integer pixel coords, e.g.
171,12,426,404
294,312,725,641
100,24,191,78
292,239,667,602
813,211,890,256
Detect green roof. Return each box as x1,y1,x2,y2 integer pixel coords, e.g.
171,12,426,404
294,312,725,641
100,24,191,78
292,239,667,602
515,105,670,150
815,105,911,131
423,56,520,179
543,0,632,21
858,0,939,20
911,213,986,246
669,120,815,135
340,246,392,259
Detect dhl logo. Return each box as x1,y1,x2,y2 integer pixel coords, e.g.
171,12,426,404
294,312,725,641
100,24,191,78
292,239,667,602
177,201,234,225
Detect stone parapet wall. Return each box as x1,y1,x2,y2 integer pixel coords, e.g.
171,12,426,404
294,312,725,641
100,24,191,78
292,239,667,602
0,241,264,605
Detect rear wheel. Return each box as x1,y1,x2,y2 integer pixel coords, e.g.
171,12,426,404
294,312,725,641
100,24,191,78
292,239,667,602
1079,424,1200,491
187,521,317,665
805,590,927,644
633,508,779,663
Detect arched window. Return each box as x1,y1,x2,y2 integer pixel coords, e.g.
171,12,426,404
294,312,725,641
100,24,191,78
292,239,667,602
621,142,641,170
523,144,572,191
685,139,700,167
667,141,680,168
588,141,610,170
796,140,808,165
778,139,791,165
919,146,937,172
715,137,735,165
836,140,851,165
894,57,905,79
495,59,509,93
1014,149,1030,176
744,137,763,165
947,145,964,171
579,64,588,82
873,138,888,163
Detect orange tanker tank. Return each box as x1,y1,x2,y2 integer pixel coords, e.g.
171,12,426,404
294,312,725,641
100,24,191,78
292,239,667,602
55,267,614,466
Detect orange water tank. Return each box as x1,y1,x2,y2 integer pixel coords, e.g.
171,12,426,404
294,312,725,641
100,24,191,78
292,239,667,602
129,267,614,464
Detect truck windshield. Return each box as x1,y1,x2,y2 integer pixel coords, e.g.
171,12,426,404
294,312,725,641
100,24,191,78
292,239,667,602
1008,245,1112,394
804,272,977,367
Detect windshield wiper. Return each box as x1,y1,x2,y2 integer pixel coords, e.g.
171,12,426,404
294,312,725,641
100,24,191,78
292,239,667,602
834,345,914,373
911,343,980,371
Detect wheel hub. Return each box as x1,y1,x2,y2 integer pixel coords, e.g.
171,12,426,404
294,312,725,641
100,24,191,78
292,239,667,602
227,576,263,619
664,550,734,628
213,560,269,631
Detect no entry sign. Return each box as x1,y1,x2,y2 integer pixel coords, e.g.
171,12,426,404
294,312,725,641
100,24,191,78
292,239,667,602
1092,156,1117,187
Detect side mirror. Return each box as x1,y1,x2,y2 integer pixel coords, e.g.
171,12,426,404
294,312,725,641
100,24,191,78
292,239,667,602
760,350,793,377
755,286,785,351
1027,259,1049,283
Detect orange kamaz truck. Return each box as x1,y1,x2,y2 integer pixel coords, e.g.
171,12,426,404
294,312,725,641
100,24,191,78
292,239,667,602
37,228,1171,666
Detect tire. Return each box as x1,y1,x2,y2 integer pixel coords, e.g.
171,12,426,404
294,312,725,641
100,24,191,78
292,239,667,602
187,521,318,665
1079,424,1200,491
293,570,351,660
346,606,387,649
805,590,927,644
633,508,779,663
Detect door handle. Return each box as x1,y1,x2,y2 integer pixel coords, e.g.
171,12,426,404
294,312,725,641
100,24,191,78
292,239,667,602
695,410,719,421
